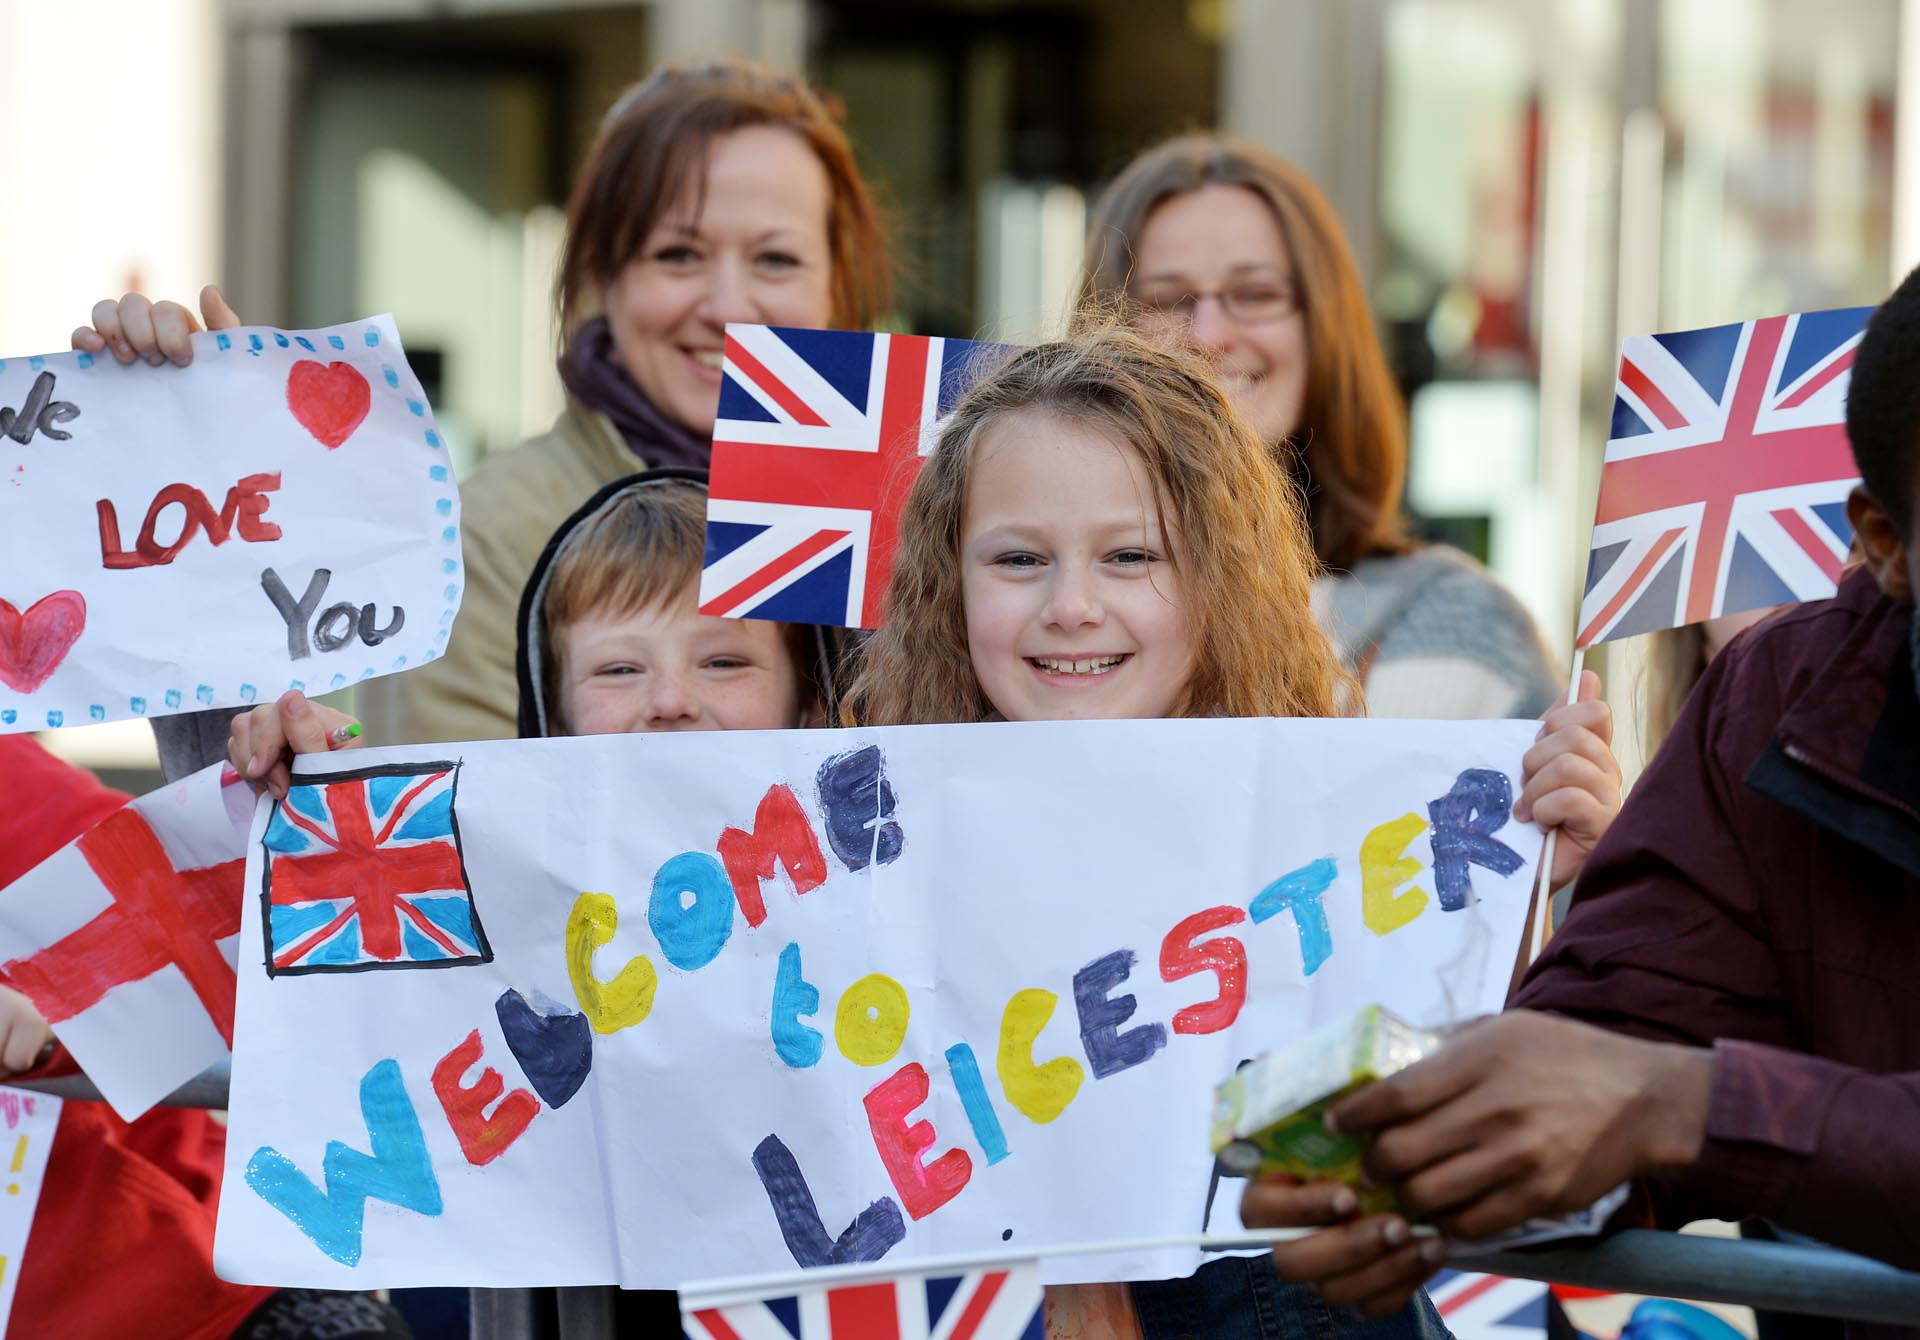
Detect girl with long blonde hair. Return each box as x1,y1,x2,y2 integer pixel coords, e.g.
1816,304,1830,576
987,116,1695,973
847,322,1346,728
846,321,1616,1340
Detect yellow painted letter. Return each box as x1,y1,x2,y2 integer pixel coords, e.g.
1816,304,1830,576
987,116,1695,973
835,973,911,1066
1361,813,1431,934
996,988,1085,1124
565,891,658,1034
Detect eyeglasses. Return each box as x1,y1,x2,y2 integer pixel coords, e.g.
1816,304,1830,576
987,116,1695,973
1130,281,1300,326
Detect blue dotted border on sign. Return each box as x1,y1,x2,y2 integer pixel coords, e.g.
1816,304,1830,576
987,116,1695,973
214,320,462,692
209,320,465,691
0,321,463,729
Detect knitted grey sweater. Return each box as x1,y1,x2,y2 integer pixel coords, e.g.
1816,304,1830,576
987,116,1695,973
1313,545,1561,720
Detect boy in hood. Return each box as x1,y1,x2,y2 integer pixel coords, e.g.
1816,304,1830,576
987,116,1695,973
514,469,830,741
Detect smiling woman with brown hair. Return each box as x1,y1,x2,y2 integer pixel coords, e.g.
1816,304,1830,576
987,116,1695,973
80,55,892,751
1082,134,1560,724
356,56,891,746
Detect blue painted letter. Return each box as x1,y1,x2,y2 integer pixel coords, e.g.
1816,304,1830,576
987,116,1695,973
495,987,593,1109
750,1133,905,1267
1427,768,1524,911
244,1058,444,1266
1072,949,1167,1080
1248,857,1338,974
648,850,735,970
944,1042,1010,1165
816,746,904,871
772,941,824,1068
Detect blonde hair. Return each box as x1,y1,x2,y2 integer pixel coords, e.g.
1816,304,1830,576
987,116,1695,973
538,478,821,733
543,480,707,645
844,322,1352,726
1642,621,1716,758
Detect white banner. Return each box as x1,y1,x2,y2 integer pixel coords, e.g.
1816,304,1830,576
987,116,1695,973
216,717,1540,1289
0,316,459,732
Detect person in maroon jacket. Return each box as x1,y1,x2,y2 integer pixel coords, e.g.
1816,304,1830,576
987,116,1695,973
1241,263,1920,1331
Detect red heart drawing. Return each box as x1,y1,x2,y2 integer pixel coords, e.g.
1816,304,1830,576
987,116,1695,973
286,360,372,449
0,590,86,694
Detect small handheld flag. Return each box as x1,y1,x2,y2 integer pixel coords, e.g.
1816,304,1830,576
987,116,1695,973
1428,1268,1551,1340
699,325,1007,630
1574,306,1871,648
681,1256,1043,1340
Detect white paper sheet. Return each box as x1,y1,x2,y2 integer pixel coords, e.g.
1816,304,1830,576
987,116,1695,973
215,717,1541,1290
0,316,460,732
0,1087,61,1333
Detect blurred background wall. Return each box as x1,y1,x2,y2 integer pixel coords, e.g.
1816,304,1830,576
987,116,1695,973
5,0,1918,789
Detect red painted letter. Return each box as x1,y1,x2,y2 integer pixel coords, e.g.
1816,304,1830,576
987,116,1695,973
717,783,827,928
135,484,208,566
1160,905,1249,1035
233,471,284,543
97,499,140,569
863,1062,971,1220
432,1029,539,1166
97,475,284,569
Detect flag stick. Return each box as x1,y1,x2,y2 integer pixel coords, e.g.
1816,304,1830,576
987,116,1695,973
1527,647,1588,965
676,1226,1444,1306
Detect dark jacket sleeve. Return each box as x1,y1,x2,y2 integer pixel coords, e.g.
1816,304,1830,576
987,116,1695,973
1688,1039,1920,1268
1513,644,1920,1270
150,708,238,783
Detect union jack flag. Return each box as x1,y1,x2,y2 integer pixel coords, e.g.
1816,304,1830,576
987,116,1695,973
699,325,1006,629
680,1260,1043,1340
1429,1269,1549,1340
1575,307,1872,647
259,761,489,977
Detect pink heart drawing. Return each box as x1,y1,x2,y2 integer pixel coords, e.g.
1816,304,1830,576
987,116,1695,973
0,590,87,694
287,360,372,450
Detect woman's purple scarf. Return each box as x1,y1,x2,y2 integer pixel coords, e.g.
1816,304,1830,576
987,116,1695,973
557,316,710,471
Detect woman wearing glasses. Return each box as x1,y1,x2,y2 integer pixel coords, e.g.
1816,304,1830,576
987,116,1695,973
1081,135,1560,721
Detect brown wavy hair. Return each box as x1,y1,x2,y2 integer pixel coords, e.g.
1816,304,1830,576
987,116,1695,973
1080,134,1410,571
843,320,1352,726
557,56,892,336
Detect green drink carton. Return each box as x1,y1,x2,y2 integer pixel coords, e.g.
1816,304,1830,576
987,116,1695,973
1209,1004,1442,1215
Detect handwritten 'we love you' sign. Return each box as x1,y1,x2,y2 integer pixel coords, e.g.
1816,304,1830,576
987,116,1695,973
0,317,459,733
215,716,1540,1291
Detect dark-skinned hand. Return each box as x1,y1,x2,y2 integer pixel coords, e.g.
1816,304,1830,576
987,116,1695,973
1242,1011,1711,1318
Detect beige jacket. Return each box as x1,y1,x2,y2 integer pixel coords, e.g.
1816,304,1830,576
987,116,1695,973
356,401,635,745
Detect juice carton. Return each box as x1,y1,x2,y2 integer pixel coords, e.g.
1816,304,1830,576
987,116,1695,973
1209,1004,1441,1216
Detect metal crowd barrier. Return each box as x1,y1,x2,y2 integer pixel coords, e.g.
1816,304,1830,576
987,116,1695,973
18,1063,1919,1330
1467,1232,1920,1325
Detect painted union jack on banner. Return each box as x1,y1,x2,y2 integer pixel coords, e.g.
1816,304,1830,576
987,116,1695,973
1575,306,1872,648
699,324,1006,629
680,1260,1043,1340
259,761,489,977
1428,1268,1549,1340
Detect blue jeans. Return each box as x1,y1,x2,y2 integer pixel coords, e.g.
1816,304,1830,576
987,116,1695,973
1132,1255,1453,1340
